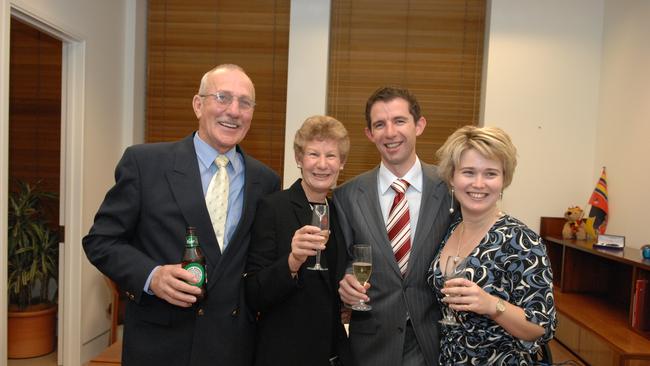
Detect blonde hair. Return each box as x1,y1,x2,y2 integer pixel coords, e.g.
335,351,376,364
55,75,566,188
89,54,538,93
294,115,350,163
436,125,518,188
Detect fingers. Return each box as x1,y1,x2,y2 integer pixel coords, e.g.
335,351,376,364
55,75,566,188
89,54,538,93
291,225,328,263
441,279,492,315
150,264,202,307
338,274,370,305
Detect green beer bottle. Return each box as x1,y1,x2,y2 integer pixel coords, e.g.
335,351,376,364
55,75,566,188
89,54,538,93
182,226,206,300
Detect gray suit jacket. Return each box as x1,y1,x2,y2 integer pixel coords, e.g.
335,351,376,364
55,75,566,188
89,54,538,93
333,162,452,366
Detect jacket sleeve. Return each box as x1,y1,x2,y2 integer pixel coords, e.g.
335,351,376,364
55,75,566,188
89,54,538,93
245,196,302,313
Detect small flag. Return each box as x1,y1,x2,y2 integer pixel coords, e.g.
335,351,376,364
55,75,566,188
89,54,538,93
588,167,608,234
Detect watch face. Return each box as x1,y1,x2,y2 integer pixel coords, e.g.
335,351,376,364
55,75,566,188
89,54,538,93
496,298,506,313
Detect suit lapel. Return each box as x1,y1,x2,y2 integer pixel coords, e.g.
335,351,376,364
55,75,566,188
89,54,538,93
166,134,221,272
356,169,403,278
407,163,445,280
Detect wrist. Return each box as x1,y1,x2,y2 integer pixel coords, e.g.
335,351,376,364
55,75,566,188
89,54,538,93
491,296,506,319
288,252,302,273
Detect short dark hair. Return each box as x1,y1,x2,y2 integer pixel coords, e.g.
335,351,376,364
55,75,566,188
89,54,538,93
364,86,422,129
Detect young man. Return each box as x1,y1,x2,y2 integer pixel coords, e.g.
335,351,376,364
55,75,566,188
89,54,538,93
334,87,453,366
83,64,280,365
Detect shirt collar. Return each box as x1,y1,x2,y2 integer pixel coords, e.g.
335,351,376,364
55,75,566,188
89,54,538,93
378,157,423,195
193,132,241,172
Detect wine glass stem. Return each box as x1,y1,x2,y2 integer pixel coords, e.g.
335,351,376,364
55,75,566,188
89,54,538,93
315,249,322,267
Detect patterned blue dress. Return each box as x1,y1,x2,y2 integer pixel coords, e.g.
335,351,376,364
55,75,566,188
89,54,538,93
427,214,557,365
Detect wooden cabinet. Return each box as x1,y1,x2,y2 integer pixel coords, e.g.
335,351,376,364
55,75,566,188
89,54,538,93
540,217,650,366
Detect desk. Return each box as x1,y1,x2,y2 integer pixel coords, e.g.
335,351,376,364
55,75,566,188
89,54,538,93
540,217,650,366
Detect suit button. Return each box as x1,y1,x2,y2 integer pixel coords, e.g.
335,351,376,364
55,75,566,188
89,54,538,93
231,308,239,317
125,292,135,300
398,326,404,333
197,308,205,316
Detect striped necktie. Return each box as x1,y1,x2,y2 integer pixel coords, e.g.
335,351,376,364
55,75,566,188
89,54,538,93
387,179,411,276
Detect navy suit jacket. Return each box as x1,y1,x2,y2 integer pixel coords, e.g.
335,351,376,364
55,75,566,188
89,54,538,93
83,133,280,366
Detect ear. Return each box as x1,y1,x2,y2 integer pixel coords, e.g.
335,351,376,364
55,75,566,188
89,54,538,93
294,153,301,167
364,127,374,142
415,116,427,136
192,95,203,119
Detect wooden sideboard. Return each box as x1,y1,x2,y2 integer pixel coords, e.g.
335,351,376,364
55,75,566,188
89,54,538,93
540,217,650,366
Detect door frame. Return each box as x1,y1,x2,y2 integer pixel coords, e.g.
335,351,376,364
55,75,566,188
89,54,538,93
1,1,86,364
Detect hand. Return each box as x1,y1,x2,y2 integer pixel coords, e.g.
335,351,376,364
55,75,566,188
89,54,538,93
440,277,497,316
288,225,327,272
338,273,371,306
150,264,203,307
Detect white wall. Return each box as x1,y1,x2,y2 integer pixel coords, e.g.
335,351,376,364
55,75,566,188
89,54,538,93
483,0,605,234
283,0,331,188
1,0,142,364
596,0,650,247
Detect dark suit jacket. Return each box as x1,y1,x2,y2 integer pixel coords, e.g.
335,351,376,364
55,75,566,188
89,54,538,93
83,133,280,366
332,162,453,366
245,179,352,366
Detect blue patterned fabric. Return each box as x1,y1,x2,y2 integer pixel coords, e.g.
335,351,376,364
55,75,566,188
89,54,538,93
427,214,557,365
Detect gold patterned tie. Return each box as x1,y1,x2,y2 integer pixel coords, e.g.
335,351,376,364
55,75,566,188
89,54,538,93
206,155,229,252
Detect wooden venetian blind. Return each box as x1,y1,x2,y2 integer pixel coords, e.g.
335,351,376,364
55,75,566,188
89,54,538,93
147,0,290,176
9,18,61,224
328,0,486,182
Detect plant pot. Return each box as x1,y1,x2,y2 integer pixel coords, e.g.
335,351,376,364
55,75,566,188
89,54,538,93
8,303,57,359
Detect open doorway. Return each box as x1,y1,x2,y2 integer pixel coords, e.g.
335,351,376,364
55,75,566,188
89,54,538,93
7,17,61,366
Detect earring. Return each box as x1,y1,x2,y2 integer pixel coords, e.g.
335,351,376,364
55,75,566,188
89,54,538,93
449,188,455,214
297,164,302,169
500,191,503,200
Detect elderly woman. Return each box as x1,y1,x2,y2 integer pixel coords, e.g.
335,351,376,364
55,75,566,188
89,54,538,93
245,115,352,366
427,125,556,365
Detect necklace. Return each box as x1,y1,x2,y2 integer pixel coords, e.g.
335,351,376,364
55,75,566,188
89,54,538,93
453,211,503,263
454,223,466,263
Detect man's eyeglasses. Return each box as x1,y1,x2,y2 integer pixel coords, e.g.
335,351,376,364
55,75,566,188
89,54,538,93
199,91,256,111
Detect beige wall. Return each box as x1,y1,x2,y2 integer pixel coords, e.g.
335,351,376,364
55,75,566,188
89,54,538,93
485,0,650,248
596,0,650,247
483,0,604,234
1,0,144,364
2,0,649,363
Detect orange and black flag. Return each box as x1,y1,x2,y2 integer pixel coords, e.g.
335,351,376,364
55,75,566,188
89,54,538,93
588,167,608,234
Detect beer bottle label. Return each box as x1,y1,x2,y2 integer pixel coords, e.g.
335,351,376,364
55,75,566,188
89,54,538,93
184,262,205,287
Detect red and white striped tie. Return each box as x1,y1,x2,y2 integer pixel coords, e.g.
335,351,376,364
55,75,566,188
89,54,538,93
387,179,411,276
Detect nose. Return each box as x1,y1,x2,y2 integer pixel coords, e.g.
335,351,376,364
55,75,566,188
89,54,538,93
316,155,327,168
225,99,242,117
472,175,485,188
385,121,397,137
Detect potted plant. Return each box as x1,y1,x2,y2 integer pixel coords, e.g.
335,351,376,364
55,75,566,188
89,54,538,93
7,180,59,359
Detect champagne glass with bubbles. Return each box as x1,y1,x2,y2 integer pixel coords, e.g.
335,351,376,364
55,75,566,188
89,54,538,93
307,203,329,271
439,256,468,326
351,244,372,311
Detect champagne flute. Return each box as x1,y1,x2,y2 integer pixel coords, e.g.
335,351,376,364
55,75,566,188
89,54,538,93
439,255,467,326
307,203,329,271
351,244,372,311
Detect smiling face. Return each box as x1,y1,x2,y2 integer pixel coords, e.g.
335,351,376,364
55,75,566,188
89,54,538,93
365,98,426,177
193,68,255,153
297,138,343,201
452,148,504,219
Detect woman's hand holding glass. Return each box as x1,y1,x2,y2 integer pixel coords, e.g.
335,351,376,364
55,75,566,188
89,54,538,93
441,263,498,317
288,224,328,274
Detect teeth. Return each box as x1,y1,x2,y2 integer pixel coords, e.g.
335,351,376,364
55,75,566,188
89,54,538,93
219,121,238,128
469,193,487,199
386,142,400,148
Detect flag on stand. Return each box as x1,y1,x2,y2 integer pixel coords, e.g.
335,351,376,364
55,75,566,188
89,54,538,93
588,167,608,234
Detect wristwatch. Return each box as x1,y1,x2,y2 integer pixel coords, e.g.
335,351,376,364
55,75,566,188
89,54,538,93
495,298,506,316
